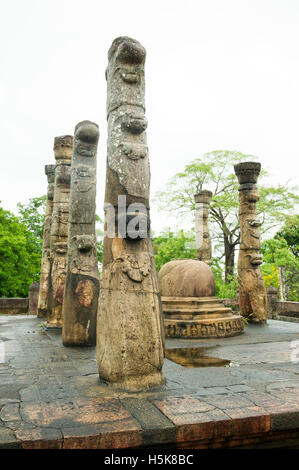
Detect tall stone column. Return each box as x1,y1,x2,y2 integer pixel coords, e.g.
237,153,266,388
97,37,165,391
47,135,73,329
29,282,39,315
37,164,55,318
234,162,267,323
266,285,278,318
194,190,212,264
278,265,289,301
62,121,99,346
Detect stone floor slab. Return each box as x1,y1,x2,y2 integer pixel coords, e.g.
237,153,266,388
0,315,299,448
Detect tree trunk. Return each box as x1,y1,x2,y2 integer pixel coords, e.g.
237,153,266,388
224,238,235,283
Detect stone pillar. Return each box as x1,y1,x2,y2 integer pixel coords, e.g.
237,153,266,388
47,135,73,329
97,37,165,391
29,282,39,315
266,285,278,318
234,162,267,323
278,265,289,301
194,190,212,264
37,164,55,318
62,121,100,346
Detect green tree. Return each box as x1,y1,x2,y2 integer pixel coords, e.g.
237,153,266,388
275,214,299,257
211,258,238,300
0,203,42,297
155,150,299,282
153,229,196,271
17,195,46,252
261,237,299,301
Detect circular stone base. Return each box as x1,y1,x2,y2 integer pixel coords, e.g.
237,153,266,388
163,296,244,338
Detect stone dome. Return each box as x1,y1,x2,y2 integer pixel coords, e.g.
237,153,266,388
158,259,215,298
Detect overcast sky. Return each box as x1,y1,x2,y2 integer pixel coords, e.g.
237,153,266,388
0,0,298,233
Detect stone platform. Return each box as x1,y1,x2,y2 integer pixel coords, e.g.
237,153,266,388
0,315,299,449
163,296,244,338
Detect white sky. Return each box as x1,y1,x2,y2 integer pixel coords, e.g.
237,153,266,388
0,0,298,234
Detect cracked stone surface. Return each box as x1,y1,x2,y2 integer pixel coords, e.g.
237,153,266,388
0,315,299,448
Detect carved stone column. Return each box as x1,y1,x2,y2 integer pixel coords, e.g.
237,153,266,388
278,265,289,301
29,282,39,315
266,285,278,318
37,164,55,318
194,190,212,264
47,135,73,329
97,37,165,391
234,162,267,324
62,121,99,346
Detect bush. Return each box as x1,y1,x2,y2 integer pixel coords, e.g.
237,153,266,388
0,204,43,297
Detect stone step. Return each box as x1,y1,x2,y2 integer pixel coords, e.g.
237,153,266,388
164,311,237,320
162,306,233,315
162,296,222,304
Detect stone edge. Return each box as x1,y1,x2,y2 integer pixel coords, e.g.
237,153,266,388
1,402,299,449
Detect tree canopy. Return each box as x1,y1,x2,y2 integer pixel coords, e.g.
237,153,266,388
261,236,299,301
275,214,299,258
153,229,196,272
0,196,107,297
0,201,44,297
17,195,46,250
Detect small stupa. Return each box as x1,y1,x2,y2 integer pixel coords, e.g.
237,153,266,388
159,190,244,338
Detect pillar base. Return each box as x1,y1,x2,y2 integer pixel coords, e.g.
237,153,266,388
45,321,62,330
163,296,244,338
37,308,47,319
99,371,166,393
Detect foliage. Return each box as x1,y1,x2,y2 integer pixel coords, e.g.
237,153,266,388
261,237,299,301
155,150,246,218
153,229,196,271
210,258,238,299
275,214,299,257
217,278,238,300
17,196,46,252
0,195,106,296
262,265,279,290
257,186,299,234
0,203,42,297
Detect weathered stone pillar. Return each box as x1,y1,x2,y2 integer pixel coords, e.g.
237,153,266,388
97,37,165,391
29,282,39,315
194,190,212,264
234,162,267,323
278,265,289,301
37,164,55,318
62,121,100,346
266,285,278,318
47,135,73,329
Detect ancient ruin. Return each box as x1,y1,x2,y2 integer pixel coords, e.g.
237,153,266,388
37,164,55,318
47,135,73,329
62,121,99,346
195,190,212,264
278,265,288,301
234,161,267,323
2,30,299,451
96,37,165,391
29,281,39,315
160,259,244,338
160,188,244,338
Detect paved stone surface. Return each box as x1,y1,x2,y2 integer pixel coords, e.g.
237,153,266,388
0,315,299,448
